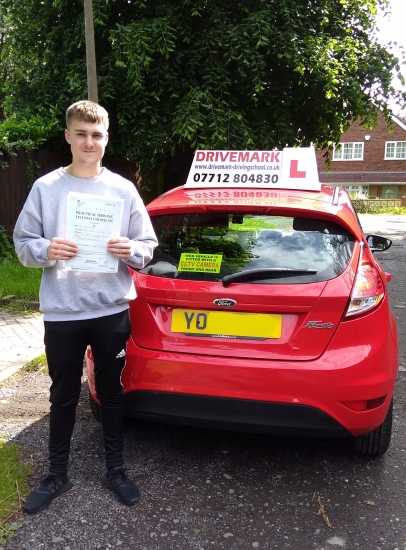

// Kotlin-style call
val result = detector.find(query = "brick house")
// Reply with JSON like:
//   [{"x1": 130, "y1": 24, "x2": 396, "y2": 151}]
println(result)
[{"x1": 316, "y1": 111, "x2": 406, "y2": 199}]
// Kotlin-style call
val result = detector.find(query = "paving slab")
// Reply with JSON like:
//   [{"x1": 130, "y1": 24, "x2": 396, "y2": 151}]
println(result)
[{"x1": 0, "y1": 310, "x2": 45, "y2": 382}]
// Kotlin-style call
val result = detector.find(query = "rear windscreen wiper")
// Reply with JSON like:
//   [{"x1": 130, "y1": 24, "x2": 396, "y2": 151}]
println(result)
[{"x1": 222, "y1": 268, "x2": 318, "y2": 287}]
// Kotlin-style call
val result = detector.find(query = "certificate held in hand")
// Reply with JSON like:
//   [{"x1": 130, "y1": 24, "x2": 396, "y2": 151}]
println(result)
[{"x1": 64, "y1": 192, "x2": 124, "y2": 273}]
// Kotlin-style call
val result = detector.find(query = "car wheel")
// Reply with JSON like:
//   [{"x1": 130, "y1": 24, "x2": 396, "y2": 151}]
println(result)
[
  {"x1": 352, "y1": 398, "x2": 393, "y2": 456},
  {"x1": 89, "y1": 390, "x2": 101, "y2": 423}
]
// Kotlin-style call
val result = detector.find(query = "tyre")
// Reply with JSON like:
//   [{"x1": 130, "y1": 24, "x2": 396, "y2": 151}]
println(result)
[
  {"x1": 352, "y1": 398, "x2": 393, "y2": 456},
  {"x1": 89, "y1": 390, "x2": 101, "y2": 422}
]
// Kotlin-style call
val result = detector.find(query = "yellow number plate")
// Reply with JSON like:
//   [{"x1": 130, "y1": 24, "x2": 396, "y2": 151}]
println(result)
[{"x1": 171, "y1": 309, "x2": 282, "y2": 339}]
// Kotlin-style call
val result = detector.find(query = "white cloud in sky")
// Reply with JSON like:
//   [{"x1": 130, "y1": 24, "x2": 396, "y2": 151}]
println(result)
[{"x1": 375, "y1": 0, "x2": 406, "y2": 112}]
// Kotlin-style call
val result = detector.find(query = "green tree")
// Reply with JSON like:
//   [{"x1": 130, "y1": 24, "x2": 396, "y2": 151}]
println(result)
[{"x1": 0, "y1": 0, "x2": 404, "y2": 180}]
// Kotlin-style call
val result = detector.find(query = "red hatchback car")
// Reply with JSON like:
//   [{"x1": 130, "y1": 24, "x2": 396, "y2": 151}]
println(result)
[{"x1": 87, "y1": 148, "x2": 398, "y2": 455}]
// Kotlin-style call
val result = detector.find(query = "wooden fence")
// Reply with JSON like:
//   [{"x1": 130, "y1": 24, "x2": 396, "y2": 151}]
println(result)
[{"x1": 0, "y1": 147, "x2": 152, "y2": 234}]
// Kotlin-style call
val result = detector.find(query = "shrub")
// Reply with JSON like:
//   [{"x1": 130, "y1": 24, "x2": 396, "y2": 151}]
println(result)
[{"x1": 0, "y1": 227, "x2": 15, "y2": 260}]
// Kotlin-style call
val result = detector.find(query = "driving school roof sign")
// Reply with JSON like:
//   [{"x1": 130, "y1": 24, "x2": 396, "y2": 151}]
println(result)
[{"x1": 185, "y1": 147, "x2": 321, "y2": 191}]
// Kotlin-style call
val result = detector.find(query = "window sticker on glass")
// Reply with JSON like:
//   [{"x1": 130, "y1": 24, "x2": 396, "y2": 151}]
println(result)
[{"x1": 178, "y1": 253, "x2": 223, "y2": 273}]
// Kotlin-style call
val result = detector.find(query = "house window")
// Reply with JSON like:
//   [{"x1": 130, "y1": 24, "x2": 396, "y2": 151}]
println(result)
[
  {"x1": 333, "y1": 142, "x2": 364, "y2": 161},
  {"x1": 341, "y1": 185, "x2": 369, "y2": 198},
  {"x1": 385, "y1": 141, "x2": 406, "y2": 159}
]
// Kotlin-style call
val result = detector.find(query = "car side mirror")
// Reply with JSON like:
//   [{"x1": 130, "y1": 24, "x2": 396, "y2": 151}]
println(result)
[{"x1": 366, "y1": 235, "x2": 392, "y2": 253}]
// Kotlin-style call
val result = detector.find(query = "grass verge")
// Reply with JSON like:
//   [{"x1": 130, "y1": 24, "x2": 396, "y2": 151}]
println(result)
[
  {"x1": 0, "y1": 259, "x2": 41, "y2": 314},
  {"x1": 22, "y1": 354, "x2": 48, "y2": 374},
  {"x1": 0, "y1": 442, "x2": 33, "y2": 544},
  {"x1": 0, "y1": 355, "x2": 47, "y2": 544}
]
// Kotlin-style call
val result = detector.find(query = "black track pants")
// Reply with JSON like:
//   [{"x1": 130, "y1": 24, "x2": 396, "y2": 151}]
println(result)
[{"x1": 44, "y1": 310, "x2": 131, "y2": 476}]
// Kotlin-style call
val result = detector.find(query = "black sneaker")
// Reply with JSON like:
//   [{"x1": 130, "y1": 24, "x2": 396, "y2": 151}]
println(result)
[
  {"x1": 23, "y1": 473, "x2": 73, "y2": 514},
  {"x1": 103, "y1": 467, "x2": 140, "y2": 506}
]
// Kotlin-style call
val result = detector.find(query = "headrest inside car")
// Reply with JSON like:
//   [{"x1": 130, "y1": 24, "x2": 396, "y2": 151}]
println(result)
[{"x1": 292, "y1": 218, "x2": 326, "y2": 232}]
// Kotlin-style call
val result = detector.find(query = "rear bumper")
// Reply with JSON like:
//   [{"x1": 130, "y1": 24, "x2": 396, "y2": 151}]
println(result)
[
  {"x1": 86, "y1": 313, "x2": 398, "y2": 438},
  {"x1": 123, "y1": 391, "x2": 352, "y2": 438}
]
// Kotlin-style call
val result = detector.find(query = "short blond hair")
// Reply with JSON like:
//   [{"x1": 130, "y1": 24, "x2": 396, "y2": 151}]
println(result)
[{"x1": 66, "y1": 100, "x2": 109, "y2": 130}]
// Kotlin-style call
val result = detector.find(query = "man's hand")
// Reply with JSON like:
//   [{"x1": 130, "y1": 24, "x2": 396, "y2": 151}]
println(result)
[
  {"x1": 47, "y1": 238, "x2": 78, "y2": 261},
  {"x1": 108, "y1": 237, "x2": 132, "y2": 259}
]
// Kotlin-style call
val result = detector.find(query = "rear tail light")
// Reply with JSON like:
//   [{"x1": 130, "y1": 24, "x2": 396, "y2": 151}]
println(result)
[{"x1": 345, "y1": 242, "x2": 385, "y2": 317}]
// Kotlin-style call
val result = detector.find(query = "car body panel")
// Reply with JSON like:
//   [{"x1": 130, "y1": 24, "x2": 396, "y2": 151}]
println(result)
[
  {"x1": 86, "y1": 182, "x2": 398, "y2": 445},
  {"x1": 131, "y1": 259, "x2": 358, "y2": 361},
  {"x1": 87, "y1": 299, "x2": 397, "y2": 437}
]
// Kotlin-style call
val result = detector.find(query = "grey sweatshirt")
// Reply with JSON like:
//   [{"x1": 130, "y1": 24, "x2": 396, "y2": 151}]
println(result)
[{"x1": 13, "y1": 167, "x2": 158, "y2": 321}]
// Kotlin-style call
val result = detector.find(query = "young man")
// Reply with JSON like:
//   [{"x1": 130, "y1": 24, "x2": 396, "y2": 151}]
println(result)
[{"x1": 13, "y1": 100, "x2": 158, "y2": 513}]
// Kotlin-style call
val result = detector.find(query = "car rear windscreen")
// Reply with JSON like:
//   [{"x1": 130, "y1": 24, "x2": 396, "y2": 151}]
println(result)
[{"x1": 140, "y1": 213, "x2": 356, "y2": 284}]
